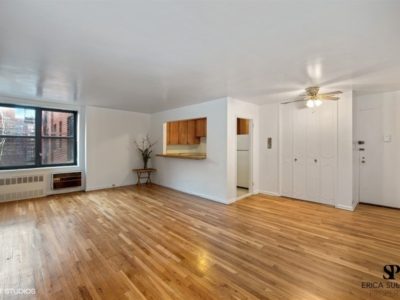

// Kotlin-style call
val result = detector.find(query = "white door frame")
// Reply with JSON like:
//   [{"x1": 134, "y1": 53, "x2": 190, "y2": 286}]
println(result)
[
  {"x1": 235, "y1": 116, "x2": 254, "y2": 200},
  {"x1": 278, "y1": 103, "x2": 288, "y2": 197}
]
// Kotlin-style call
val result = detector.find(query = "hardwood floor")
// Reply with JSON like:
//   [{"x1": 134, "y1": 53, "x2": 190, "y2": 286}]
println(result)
[{"x1": 1, "y1": 185, "x2": 399, "y2": 299}]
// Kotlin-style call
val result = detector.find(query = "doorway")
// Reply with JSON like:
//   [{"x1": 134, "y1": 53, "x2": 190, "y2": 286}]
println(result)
[
  {"x1": 357, "y1": 105, "x2": 383, "y2": 205},
  {"x1": 236, "y1": 118, "x2": 252, "y2": 199},
  {"x1": 356, "y1": 97, "x2": 400, "y2": 209}
]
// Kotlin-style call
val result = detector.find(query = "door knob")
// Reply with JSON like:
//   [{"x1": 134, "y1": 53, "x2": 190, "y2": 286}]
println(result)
[
  {"x1": 294, "y1": 158, "x2": 298, "y2": 162},
  {"x1": 314, "y1": 159, "x2": 318, "y2": 163}
]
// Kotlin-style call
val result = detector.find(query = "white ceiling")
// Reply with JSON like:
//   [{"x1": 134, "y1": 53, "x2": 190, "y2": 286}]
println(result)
[{"x1": 0, "y1": 0, "x2": 399, "y2": 113}]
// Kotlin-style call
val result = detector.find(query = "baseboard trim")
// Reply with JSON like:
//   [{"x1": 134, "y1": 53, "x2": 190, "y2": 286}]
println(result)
[
  {"x1": 48, "y1": 187, "x2": 84, "y2": 195},
  {"x1": 86, "y1": 185, "x2": 111, "y2": 192},
  {"x1": 258, "y1": 190, "x2": 281, "y2": 197},
  {"x1": 335, "y1": 203, "x2": 358, "y2": 211},
  {"x1": 230, "y1": 193, "x2": 252, "y2": 203},
  {"x1": 226, "y1": 197, "x2": 239, "y2": 204},
  {"x1": 85, "y1": 183, "x2": 133, "y2": 192},
  {"x1": 359, "y1": 202, "x2": 400, "y2": 209},
  {"x1": 155, "y1": 183, "x2": 229, "y2": 204}
]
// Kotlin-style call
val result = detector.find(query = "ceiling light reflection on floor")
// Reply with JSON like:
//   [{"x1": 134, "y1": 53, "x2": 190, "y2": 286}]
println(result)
[{"x1": 197, "y1": 249, "x2": 212, "y2": 273}]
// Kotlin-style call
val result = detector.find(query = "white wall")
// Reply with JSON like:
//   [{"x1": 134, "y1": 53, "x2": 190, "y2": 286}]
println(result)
[
  {"x1": 259, "y1": 103, "x2": 280, "y2": 195},
  {"x1": 85, "y1": 106, "x2": 151, "y2": 191},
  {"x1": 150, "y1": 98, "x2": 229, "y2": 203},
  {"x1": 355, "y1": 91, "x2": 400, "y2": 208},
  {"x1": 335, "y1": 90, "x2": 355, "y2": 210},
  {"x1": 226, "y1": 98, "x2": 260, "y2": 201},
  {"x1": 0, "y1": 96, "x2": 86, "y2": 197}
]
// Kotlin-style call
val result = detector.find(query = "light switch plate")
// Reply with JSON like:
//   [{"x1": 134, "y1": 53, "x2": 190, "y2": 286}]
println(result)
[{"x1": 384, "y1": 135, "x2": 392, "y2": 143}]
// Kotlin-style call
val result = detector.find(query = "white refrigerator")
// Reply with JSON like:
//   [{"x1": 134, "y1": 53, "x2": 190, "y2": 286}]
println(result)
[{"x1": 237, "y1": 135, "x2": 250, "y2": 188}]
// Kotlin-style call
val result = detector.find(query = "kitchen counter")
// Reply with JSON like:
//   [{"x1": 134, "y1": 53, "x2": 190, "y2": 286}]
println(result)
[{"x1": 156, "y1": 153, "x2": 206, "y2": 160}]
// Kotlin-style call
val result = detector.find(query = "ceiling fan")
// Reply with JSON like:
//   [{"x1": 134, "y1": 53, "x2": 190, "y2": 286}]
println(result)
[{"x1": 282, "y1": 86, "x2": 343, "y2": 108}]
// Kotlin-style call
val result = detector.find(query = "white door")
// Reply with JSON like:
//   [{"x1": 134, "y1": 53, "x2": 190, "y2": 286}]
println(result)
[
  {"x1": 358, "y1": 108, "x2": 383, "y2": 204},
  {"x1": 305, "y1": 108, "x2": 320, "y2": 202},
  {"x1": 292, "y1": 106, "x2": 307, "y2": 200},
  {"x1": 318, "y1": 101, "x2": 337, "y2": 205}
]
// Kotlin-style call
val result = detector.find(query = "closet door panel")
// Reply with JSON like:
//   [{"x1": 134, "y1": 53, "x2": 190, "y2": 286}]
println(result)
[
  {"x1": 319, "y1": 101, "x2": 337, "y2": 205},
  {"x1": 306, "y1": 109, "x2": 320, "y2": 202},
  {"x1": 320, "y1": 163, "x2": 335, "y2": 205},
  {"x1": 292, "y1": 106, "x2": 307, "y2": 200},
  {"x1": 320, "y1": 102, "x2": 337, "y2": 159},
  {"x1": 280, "y1": 104, "x2": 293, "y2": 197}
]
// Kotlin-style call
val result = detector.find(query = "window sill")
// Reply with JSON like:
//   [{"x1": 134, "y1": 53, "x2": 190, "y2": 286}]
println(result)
[{"x1": 0, "y1": 165, "x2": 81, "y2": 174}]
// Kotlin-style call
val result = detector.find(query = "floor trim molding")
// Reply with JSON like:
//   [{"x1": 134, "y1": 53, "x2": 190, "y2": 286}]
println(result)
[
  {"x1": 86, "y1": 183, "x2": 133, "y2": 192},
  {"x1": 335, "y1": 202, "x2": 358, "y2": 211},
  {"x1": 258, "y1": 190, "x2": 281, "y2": 197},
  {"x1": 155, "y1": 183, "x2": 229, "y2": 204}
]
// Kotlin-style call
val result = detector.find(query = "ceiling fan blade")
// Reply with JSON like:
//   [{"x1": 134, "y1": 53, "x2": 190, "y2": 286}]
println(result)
[
  {"x1": 281, "y1": 99, "x2": 306, "y2": 104},
  {"x1": 319, "y1": 91, "x2": 343, "y2": 96},
  {"x1": 319, "y1": 95, "x2": 340, "y2": 100}
]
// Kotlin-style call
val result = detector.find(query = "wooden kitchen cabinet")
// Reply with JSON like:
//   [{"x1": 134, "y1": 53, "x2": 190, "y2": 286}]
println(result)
[
  {"x1": 195, "y1": 118, "x2": 207, "y2": 137},
  {"x1": 178, "y1": 121, "x2": 188, "y2": 144},
  {"x1": 167, "y1": 117, "x2": 206, "y2": 145},
  {"x1": 237, "y1": 118, "x2": 249, "y2": 135},
  {"x1": 167, "y1": 121, "x2": 179, "y2": 145},
  {"x1": 187, "y1": 119, "x2": 200, "y2": 144}
]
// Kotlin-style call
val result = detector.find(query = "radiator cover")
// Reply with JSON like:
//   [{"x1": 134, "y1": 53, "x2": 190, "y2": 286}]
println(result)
[{"x1": 0, "y1": 174, "x2": 45, "y2": 202}]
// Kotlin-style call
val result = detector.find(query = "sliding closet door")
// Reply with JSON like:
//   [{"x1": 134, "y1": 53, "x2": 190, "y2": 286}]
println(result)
[
  {"x1": 280, "y1": 104, "x2": 293, "y2": 197},
  {"x1": 306, "y1": 109, "x2": 321, "y2": 202},
  {"x1": 319, "y1": 101, "x2": 337, "y2": 205},
  {"x1": 292, "y1": 106, "x2": 307, "y2": 200}
]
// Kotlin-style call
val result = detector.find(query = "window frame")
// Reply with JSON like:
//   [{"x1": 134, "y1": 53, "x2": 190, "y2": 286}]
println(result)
[{"x1": 0, "y1": 103, "x2": 78, "y2": 170}]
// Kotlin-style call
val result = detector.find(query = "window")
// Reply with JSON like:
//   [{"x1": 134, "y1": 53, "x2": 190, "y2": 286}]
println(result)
[{"x1": 0, "y1": 104, "x2": 77, "y2": 169}]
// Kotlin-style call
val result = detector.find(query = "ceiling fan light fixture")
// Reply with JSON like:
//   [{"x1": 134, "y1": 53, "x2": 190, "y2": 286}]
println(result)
[
  {"x1": 306, "y1": 99, "x2": 323, "y2": 108},
  {"x1": 314, "y1": 99, "x2": 322, "y2": 107},
  {"x1": 306, "y1": 99, "x2": 315, "y2": 108}
]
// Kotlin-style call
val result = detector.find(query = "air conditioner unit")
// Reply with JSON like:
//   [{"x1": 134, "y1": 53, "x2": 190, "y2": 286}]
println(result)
[{"x1": 52, "y1": 172, "x2": 82, "y2": 190}]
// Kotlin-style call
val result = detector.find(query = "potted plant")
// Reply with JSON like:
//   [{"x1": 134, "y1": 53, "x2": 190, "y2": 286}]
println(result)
[{"x1": 135, "y1": 135, "x2": 156, "y2": 169}]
